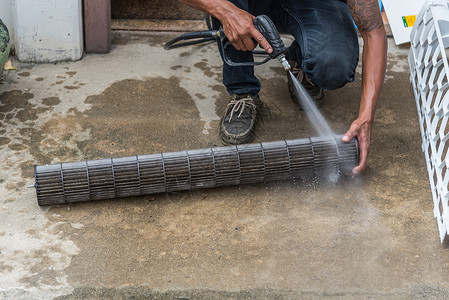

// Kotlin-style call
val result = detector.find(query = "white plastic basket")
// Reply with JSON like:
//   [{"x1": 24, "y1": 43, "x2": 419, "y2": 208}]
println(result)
[{"x1": 409, "y1": 0, "x2": 449, "y2": 242}]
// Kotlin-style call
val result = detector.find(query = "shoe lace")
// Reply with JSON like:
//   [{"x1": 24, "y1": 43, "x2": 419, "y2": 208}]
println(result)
[
  {"x1": 290, "y1": 62, "x2": 316, "y2": 87},
  {"x1": 227, "y1": 96, "x2": 257, "y2": 122}
]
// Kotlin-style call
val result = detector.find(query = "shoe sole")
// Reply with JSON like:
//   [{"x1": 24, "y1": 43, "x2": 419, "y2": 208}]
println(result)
[{"x1": 219, "y1": 121, "x2": 256, "y2": 145}]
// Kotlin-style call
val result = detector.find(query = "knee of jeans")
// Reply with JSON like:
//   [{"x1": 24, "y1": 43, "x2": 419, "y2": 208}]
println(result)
[{"x1": 305, "y1": 53, "x2": 357, "y2": 90}]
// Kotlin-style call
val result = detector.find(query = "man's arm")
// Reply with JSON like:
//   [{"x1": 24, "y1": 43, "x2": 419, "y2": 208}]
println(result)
[
  {"x1": 342, "y1": 0, "x2": 387, "y2": 175},
  {"x1": 179, "y1": 0, "x2": 272, "y2": 53}
]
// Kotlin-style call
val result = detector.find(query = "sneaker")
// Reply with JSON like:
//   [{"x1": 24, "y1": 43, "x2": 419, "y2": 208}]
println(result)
[
  {"x1": 288, "y1": 61, "x2": 324, "y2": 108},
  {"x1": 219, "y1": 94, "x2": 263, "y2": 145}
]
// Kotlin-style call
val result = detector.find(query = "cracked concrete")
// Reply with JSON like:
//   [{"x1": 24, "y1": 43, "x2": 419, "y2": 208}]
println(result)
[{"x1": 0, "y1": 31, "x2": 449, "y2": 299}]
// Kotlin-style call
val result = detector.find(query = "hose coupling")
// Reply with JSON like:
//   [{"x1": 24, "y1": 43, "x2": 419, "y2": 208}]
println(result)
[{"x1": 278, "y1": 54, "x2": 291, "y2": 71}]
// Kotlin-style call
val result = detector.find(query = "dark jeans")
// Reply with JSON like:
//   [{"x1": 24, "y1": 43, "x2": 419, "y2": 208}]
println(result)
[{"x1": 213, "y1": 0, "x2": 359, "y2": 96}]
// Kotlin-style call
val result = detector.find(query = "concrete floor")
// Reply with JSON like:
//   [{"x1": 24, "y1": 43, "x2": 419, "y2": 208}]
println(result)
[{"x1": 1, "y1": 31, "x2": 449, "y2": 299}]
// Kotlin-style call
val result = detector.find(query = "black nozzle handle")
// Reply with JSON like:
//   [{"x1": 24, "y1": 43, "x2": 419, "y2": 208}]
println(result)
[{"x1": 253, "y1": 15, "x2": 287, "y2": 59}]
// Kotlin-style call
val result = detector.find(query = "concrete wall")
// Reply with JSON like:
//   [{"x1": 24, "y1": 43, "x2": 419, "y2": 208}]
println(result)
[
  {"x1": 0, "y1": 0, "x2": 15, "y2": 49},
  {"x1": 111, "y1": 0, "x2": 203, "y2": 20},
  {"x1": 13, "y1": 0, "x2": 83, "y2": 62}
]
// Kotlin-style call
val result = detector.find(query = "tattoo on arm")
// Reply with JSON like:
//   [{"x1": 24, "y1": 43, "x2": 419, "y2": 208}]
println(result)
[{"x1": 347, "y1": 0, "x2": 383, "y2": 32}]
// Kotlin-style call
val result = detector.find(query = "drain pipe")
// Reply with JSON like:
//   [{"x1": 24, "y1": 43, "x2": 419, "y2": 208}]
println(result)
[{"x1": 32, "y1": 135, "x2": 359, "y2": 206}]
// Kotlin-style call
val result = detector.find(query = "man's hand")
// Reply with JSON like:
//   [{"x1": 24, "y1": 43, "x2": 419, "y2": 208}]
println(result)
[
  {"x1": 220, "y1": 8, "x2": 272, "y2": 54},
  {"x1": 179, "y1": 0, "x2": 272, "y2": 54},
  {"x1": 342, "y1": 118, "x2": 373, "y2": 175}
]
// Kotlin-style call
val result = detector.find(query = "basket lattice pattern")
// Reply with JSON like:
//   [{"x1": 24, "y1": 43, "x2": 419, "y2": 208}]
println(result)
[{"x1": 409, "y1": 0, "x2": 449, "y2": 242}]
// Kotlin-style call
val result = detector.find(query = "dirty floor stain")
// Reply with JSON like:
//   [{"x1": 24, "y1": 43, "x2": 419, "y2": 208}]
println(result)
[{"x1": 80, "y1": 77, "x2": 211, "y2": 157}]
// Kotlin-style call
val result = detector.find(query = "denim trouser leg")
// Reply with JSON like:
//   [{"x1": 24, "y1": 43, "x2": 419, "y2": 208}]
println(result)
[
  {"x1": 217, "y1": 0, "x2": 358, "y2": 94},
  {"x1": 212, "y1": 0, "x2": 261, "y2": 96},
  {"x1": 279, "y1": 0, "x2": 359, "y2": 90}
]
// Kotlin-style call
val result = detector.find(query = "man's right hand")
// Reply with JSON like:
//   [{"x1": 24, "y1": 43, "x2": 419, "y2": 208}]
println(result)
[
  {"x1": 219, "y1": 7, "x2": 273, "y2": 54},
  {"x1": 179, "y1": 0, "x2": 272, "y2": 54}
]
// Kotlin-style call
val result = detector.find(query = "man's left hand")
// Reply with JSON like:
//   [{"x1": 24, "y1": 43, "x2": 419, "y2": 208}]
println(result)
[{"x1": 342, "y1": 118, "x2": 373, "y2": 175}]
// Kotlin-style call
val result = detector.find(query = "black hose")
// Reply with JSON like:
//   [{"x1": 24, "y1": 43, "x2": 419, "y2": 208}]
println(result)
[
  {"x1": 164, "y1": 30, "x2": 269, "y2": 57},
  {"x1": 163, "y1": 14, "x2": 269, "y2": 56},
  {"x1": 164, "y1": 31, "x2": 218, "y2": 50},
  {"x1": 206, "y1": 14, "x2": 213, "y2": 31}
]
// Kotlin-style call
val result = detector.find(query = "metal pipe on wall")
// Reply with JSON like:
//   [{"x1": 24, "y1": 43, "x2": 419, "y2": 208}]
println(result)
[{"x1": 33, "y1": 135, "x2": 359, "y2": 206}]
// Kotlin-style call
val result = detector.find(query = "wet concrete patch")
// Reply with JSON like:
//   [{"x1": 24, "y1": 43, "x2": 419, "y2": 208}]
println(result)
[
  {"x1": 270, "y1": 66, "x2": 286, "y2": 76},
  {"x1": 194, "y1": 61, "x2": 221, "y2": 78},
  {"x1": 17, "y1": 115, "x2": 89, "y2": 173},
  {"x1": 0, "y1": 137, "x2": 10, "y2": 146},
  {"x1": 64, "y1": 86, "x2": 80, "y2": 90},
  {"x1": 42, "y1": 97, "x2": 61, "y2": 106},
  {"x1": 7, "y1": 76, "x2": 211, "y2": 187},
  {"x1": 195, "y1": 93, "x2": 206, "y2": 100},
  {"x1": 0, "y1": 89, "x2": 67, "y2": 181},
  {"x1": 18, "y1": 72, "x2": 30, "y2": 77},
  {"x1": 8, "y1": 143, "x2": 27, "y2": 151},
  {"x1": 79, "y1": 76, "x2": 208, "y2": 157},
  {"x1": 0, "y1": 90, "x2": 36, "y2": 123}
]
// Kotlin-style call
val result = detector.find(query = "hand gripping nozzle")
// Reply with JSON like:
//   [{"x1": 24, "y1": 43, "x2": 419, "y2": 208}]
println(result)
[{"x1": 217, "y1": 15, "x2": 291, "y2": 70}]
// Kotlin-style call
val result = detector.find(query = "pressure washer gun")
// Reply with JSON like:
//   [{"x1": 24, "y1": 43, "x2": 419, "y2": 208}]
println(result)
[
  {"x1": 164, "y1": 15, "x2": 291, "y2": 71},
  {"x1": 219, "y1": 15, "x2": 291, "y2": 71}
]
